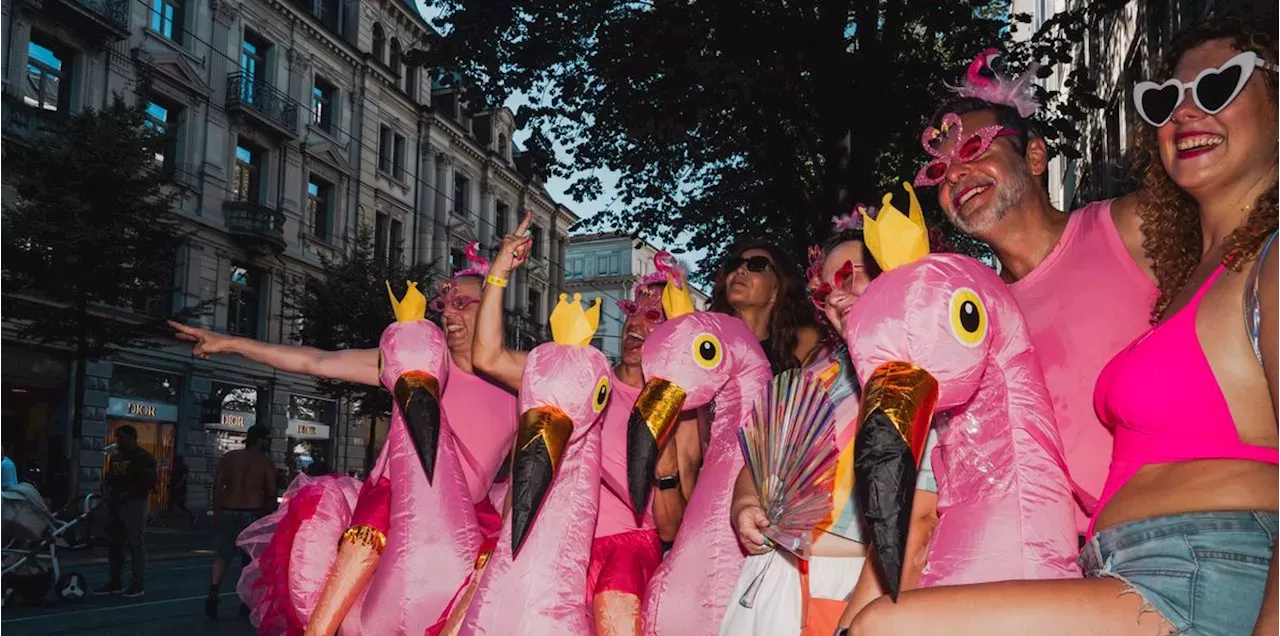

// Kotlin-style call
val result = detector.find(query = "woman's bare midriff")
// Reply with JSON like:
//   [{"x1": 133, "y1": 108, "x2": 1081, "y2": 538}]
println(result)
[
  {"x1": 811, "y1": 531, "x2": 869, "y2": 558},
  {"x1": 1093, "y1": 458, "x2": 1279, "y2": 533}
]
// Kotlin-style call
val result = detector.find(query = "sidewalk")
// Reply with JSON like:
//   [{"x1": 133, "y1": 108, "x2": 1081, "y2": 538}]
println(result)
[{"x1": 58, "y1": 520, "x2": 219, "y2": 568}]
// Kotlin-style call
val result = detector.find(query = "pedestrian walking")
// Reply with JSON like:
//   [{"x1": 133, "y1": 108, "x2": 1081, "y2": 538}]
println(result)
[
  {"x1": 93, "y1": 425, "x2": 157, "y2": 598},
  {"x1": 167, "y1": 454, "x2": 196, "y2": 525},
  {"x1": 206, "y1": 424, "x2": 276, "y2": 619}
]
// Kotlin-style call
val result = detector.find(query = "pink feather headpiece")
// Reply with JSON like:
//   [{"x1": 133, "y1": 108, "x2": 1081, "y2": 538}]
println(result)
[
  {"x1": 947, "y1": 48, "x2": 1041, "y2": 118},
  {"x1": 453, "y1": 242, "x2": 491, "y2": 278},
  {"x1": 618, "y1": 250, "x2": 680, "y2": 317},
  {"x1": 831, "y1": 203, "x2": 873, "y2": 234}
]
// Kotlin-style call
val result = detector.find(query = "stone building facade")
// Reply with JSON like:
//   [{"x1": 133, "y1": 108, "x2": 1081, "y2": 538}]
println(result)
[{"x1": 0, "y1": 0, "x2": 575, "y2": 511}]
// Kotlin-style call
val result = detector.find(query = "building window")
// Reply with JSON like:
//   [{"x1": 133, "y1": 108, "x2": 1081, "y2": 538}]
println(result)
[
  {"x1": 227, "y1": 264, "x2": 261, "y2": 338},
  {"x1": 404, "y1": 66, "x2": 417, "y2": 100},
  {"x1": 144, "y1": 98, "x2": 179, "y2": 169},
  {"x1": 317, "y1": 0, "x2": 340, "y2": 33},
  {"x1": 240, "y1": 32, "x2": 269, "y2": 104},
  {"x1": 25, "y1": 36, "x2": 68, "y2": 113},
  {"x1": 371, "y1": 23, "x2": 385, "y2": 63},
  {"x1": 378, "y1": 125, "x2": 392, "y2": 173},
  {"x1": 312, "y1": 76, "x2": 335, "y2": 132},
  {"x1": 497, "y1": 133, "x2": 507, "y2": 158},
  {"x1": 287, "y1": 395, "x2": 335, "y2": 479},
  {"x1": 567, "y1": 257, "x2": 584, "y2": 279},
  {"x1": 389, "y1": 218, "x2": 404, "y2": 265},
  {"x1": 233, "y1": 139, "x2": 265, "y2": 203},
  {"x1": 393, "y1": 134, "x2": 406, "y2": 180},
  {"x1": 389, "y1": 39, "x2": 402, "y2": 78},
  {"x1": 150, "y1": 0, "x2": 184, "y2": 44},
  {"x1": 610, "y1": 254, "x2": 620, "y2": 275},
  {"x1": 496, "y1": 202, "x2": 509, "y2": 237},
  {"x1": 450, "y1": 249, "x2": 466, "y2": 274},
  {"x1": 307, "y1": 175, "x2": 333, "y2": 242},
  {"x1": 530, "y1": 225, "x2": 543, "y2": 259},
  {"x1": 374, "y1": 211, "x2": 389, "y2": 262},
  {"x1": 453, "y1": 175, "x2": 470, "y2": 217},
  {"x1": 528, "y1": 290, "x2": 542, "y2": 320}
]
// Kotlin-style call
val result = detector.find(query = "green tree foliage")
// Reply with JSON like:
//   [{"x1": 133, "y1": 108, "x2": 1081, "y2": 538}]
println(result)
[
  {"x1": 284, "y1": 225, "x2": 440, "y2": 417},
  {"x1": 430, "y1": 0, "x2": 1125, "y2": 272},
  {"x1": 2, "y1": 95, "x2": 210, "y2": 490}
]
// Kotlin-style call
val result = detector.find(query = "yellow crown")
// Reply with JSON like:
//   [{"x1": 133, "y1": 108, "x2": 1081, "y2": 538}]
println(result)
[
  {"x1": 386, "y1": 280, "x2": 427, "y2": 322},
  {"x1": 661, "y1": 273, "x2": 695, "y2": 319},
  {"x1": 863, "y1": 182, "x2": 930, "y2": 272},
  {"x1": 550, "y1": 293, "x2": 602, "y2": 347}
]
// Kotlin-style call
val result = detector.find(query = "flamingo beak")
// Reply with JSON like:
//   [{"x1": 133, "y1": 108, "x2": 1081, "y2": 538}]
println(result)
[
  {"x1": 510, "y1": 405, "x2": 574, "y2": 556},
  {"x1": 626, "y1": 378, "x2": 687, "y2": 516},
  {"x1": 853, "y1": 361, "x2": 938, "y2": 602},
  {"x1": 394, "y1": 371, "x2": 442, "y2": 483}
]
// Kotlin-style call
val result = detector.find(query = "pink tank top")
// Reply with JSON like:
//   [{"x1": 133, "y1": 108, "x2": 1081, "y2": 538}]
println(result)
[
  {"x1": 594, "y1": 376, "x2": 656, "y2": 538},
  {"x1": 1092, "y1": 265, "x2": 1279, "y2": 536},
  {"x1": 441, "y1": 361, "x2": 519, "y2": 504},
  {"x1": 1009, "y1": 199, "x2": 1157, "y2": 533}
]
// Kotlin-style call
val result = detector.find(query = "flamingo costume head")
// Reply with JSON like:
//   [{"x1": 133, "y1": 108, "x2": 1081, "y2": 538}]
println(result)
[
  {"x1": 625, "y1": 273, "x2": 767, "y2": 515},
  {"x1": 509, "y1": 293, "x2": 613, "y2": 555},
  {"x1": 839, "y1": 182, "x2": 1074, "y2": 598},
  {"x1": 383, "y1": 281, "x2": 452, "y2": 481}
]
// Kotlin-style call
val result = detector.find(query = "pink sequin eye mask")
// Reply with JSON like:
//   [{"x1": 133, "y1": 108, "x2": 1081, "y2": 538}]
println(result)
[{"x1": 914, "y1": 113, "x2": 1017, "y2": 187}]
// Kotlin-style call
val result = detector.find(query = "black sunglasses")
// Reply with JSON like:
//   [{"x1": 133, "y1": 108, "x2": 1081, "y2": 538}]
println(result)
[{"x1": 723, "y1": 255, "x2": 774, "y2": 274}]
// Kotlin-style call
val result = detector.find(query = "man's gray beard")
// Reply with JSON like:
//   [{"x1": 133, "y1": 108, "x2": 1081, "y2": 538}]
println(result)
[{"x1": 948, "y1": 167, "x2": 1033, "y2": 237}]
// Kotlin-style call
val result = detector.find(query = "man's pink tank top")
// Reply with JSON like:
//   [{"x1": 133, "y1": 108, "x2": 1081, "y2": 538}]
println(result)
[
  {"x1": 595, "y1": 376, "x2": 656, "y2": 538},
  {"x1": 1009, "y1": 200, "x2": 1157, "y2": 534},
  {"x1": 441, "y1": 360, "x2": 519, "y2": 504}
]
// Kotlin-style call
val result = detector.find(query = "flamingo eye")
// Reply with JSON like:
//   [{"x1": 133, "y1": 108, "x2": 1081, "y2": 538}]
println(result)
[
  {"x1": 691, "y1": 333, "x2": 723, "y2": 370},
  {"x1": 591, "y1": 376, "x2": 610, "y2": 413},
  {"x1": 948, "y1": 287, "x2": 988, "y2": 348}
]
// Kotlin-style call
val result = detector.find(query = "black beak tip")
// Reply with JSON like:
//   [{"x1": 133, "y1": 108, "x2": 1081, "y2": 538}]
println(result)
[
  {"x1": 509, "y1": 440, "x2": 556, "y2": 558},
  {"x1": 396, "y1": 378, "x2": 442, "y2": 485},
  {"x1": 853, "y1": 408, "x2": 918, "y2": 607},
  {"x1": 626, "y1": 415, "x2": 659, "y2": 517}
]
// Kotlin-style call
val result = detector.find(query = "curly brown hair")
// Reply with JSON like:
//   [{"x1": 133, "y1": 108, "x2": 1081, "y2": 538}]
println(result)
[
  {"x1": 1131, "y1": 16, "x2": 1279, "y2": 322},
  {"x1": 709, "y1": 239, "x2": 816, "y2": 373}
]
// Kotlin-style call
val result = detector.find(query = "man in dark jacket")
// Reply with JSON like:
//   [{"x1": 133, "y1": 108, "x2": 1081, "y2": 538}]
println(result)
[{"x1": 93, "y1": 425, "x2": 157, "y2": 598}]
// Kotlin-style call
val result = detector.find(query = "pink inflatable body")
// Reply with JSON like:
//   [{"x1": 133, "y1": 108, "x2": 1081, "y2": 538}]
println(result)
[
  {"x1": 459, "y1": 341, "x2": 613, "y2": 635},
  {"x1": 637, "y1": 312, "x2": 772, "y2": 635},
  {"x1": 843, "y1": 252, "x2": 1081, "y2": 585}
]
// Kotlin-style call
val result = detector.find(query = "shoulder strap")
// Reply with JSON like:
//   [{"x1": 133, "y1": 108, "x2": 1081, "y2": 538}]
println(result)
[{"x1": 1246, "y1": 230, "x2": 1279, "y2": 365}]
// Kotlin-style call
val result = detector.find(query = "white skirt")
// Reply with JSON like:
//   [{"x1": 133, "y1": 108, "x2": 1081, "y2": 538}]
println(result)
[{"x1": 717, "y1": 552, "x2": 865, "y2": 636}]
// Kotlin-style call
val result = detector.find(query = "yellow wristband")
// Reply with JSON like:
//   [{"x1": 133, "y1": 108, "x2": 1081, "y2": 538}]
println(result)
[{"x1": 486, "y1": 274, "x2": 508, "y2": 288}]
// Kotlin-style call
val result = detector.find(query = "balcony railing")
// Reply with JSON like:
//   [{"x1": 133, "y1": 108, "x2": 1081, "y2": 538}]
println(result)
[
  {"x1": 224, "y1": 200, "x2": 287, "y2": 254},
  {"x1": 2, "y1": 95, "x2": 62, "y2": 143},
  {"x1": 50, "y1": 0, "x2": 129, "y2": 40},
  {"x1": 226, "y1": 73, "x2": 299, "y2": 138}
]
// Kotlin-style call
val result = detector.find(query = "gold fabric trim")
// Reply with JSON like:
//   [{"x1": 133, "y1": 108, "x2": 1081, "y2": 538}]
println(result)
[
  {"x1": 634, "y1": 379, "x2": 687, "y2": 448},
  {"x1": 340, "y1": 525, "x2": 388, "y2": 556},
  {"x1": 859, "y1": 361, "x2": 939, "y2": 464},
  {"x1": 516, "y1": 406, "x2": 575, "y2": 472},
  {"x1": 395, "y1": 370, "x2": 440, "y2": 405}
]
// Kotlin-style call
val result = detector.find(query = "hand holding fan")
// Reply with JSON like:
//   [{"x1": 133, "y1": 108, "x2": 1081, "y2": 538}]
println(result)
[{"x1": 735, "y1": 369, "x2": 839, "y2": 608}]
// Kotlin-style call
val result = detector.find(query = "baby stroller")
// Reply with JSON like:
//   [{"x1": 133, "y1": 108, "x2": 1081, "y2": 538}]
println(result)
[{"x1": 2, "y1": 483, "x2": 101, "y2": 606}]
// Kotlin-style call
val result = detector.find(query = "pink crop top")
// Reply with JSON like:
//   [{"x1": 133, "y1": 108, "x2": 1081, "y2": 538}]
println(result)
[{"x1": 1091, "y1": 264, "x2": 1279, "y2": 536}]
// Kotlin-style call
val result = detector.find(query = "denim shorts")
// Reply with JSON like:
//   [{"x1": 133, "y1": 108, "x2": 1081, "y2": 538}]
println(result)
[{"x1": 1080, "y1": 511, "x2": 1278, "y2": 636}]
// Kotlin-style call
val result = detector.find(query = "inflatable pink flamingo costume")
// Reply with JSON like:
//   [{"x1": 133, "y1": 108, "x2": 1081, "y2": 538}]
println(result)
[
  {"x1": 304, "y1": 281, "x2": 483, "y2": 635},
  {"x1": 625, "y1": 276, "x2": 772, "y2": 635},
  {"x1": 451, "y1": 293, "x2": 613, "y2": 635},
  {"x1": 842, "y1": 183, "x2": 1085, "y2": 598}
]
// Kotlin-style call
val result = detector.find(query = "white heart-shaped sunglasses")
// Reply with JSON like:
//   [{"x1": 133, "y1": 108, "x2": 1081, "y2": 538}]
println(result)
[{"x1": 1133, "y1": 51, "x2": 1278, "y2": 127}]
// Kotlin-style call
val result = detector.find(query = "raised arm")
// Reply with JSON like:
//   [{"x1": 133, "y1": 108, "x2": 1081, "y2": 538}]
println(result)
[
  {"x1": 471, "y1": 212, "x2": 534, "y2": 391},
  {"x1": 168, "y1": 321, "x2": 379, "y2": 387}
]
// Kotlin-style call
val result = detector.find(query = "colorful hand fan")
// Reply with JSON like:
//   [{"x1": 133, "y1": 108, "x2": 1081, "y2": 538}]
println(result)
[{"x1": 737, "y1": 368, "x2": 839, "y2": 560}]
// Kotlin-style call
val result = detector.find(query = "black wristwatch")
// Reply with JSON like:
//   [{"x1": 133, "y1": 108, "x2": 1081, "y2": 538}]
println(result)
[{"x1": 655, "y1": 474, "x2": 680, "y2": 491}]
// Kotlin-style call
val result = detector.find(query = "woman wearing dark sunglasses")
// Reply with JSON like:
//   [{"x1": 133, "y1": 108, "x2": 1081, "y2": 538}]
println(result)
[
  {"x1": 709, "y1": 240, "x2": 823, "y2": 374},
  {"x1": 841, "y1": 17, "x2": 1278, "y2": 636}
]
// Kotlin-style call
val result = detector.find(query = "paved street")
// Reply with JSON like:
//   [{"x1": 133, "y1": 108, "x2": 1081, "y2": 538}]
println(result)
[{"x1": 2, "y1": 525, "x2": 259, "y2": 636}]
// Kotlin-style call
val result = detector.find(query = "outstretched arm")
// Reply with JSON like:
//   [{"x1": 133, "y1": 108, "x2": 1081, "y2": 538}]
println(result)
[
  {"x1": 168, "y1": 321, "x2": 379, "y2": 386},
  {"x1": 472, "y1": 212, "x2": 533, "y2": 391}
]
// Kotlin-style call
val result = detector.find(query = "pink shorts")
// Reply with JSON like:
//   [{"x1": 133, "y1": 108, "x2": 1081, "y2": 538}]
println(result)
[{"x1": 586, "y1": 528, "x2": 663, "y2": 598}]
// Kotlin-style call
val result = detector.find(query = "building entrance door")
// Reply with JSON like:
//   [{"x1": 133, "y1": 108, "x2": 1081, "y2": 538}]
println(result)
[{"x1": 103, "y1": 420, "x2": 176, "y2": 512}]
